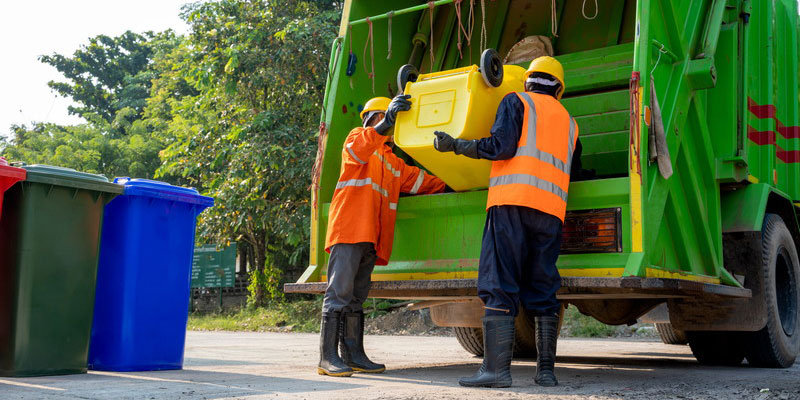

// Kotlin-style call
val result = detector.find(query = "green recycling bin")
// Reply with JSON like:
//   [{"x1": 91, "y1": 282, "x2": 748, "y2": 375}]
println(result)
[{"x1": 0, "y1": 165, "x2": 122, "y2": 377}]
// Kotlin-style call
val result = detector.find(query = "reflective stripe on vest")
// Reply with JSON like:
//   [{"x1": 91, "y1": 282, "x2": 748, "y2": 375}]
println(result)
[
  {"x1": 514, "y1": 92, "x2": 577, "y2": 176},
  {"x1": 409, "y1": 170, "x2": 425, "y2": 194},
  {"x1": 489, "y1": 174, "x2": 568, "y2": 202},
  {"x1": 346, "y1": 143, "x2": 367, "y2": 165},
  {"x1": 374, "y1": 151, "x2": 402, "y2": 177},
  {"x1": 335, "y1": 177, "x2": 389, "y2": 197}
]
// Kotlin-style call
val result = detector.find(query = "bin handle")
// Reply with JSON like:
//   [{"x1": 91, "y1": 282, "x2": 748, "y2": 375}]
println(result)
[{"x1": 9, "y1": 161, "x2": 27, "y2": 167}]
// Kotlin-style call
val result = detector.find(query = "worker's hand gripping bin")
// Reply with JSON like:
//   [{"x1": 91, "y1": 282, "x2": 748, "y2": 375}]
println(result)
[{"x1": 394, "y1": 49, "x2": 525, "y2": 191}]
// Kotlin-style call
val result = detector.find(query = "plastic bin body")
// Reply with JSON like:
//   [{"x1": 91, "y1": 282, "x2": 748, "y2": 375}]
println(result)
[
  {"x1": 394, "y1": 64, "x2": 525, "y2": 191},
  {"x1": 0, "y1": 158, "x2": 26, "y2": 221},
  {"x1": 89, "y1": 179, "x2": 213, "y2": 371},
  {"x1": 0, "y1": 165, "x2": 121, "y2": 377}
]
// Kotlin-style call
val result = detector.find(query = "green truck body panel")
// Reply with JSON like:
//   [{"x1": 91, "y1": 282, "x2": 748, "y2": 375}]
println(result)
[{"x1": 301, "y1": 0, "x2": 800, "y2": 291}]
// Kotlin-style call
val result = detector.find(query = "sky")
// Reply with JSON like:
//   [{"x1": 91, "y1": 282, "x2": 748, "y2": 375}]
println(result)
[{"x1": 0, "y1": 0, "x2": 190, "y2": 137}]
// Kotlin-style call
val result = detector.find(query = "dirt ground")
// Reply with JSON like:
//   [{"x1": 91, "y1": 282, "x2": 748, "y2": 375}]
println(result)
[{"x1": 1, "y1": 331, "x2": 797, "y2": 400}]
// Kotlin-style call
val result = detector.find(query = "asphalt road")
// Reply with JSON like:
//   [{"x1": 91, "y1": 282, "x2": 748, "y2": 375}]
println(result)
[{"x1": 1, "y1": 331, "x2": 797, "y2": 399}]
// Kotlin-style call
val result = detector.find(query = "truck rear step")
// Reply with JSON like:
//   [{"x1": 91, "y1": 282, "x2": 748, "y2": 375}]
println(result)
[{"x1": 284, "y1": 277, "x2": 751, "y2": 300}]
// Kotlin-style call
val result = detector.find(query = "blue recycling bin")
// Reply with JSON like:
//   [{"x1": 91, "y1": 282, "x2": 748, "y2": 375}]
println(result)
[{"x1": 88, "y1": 178, "x2": 213, "y2": 371}]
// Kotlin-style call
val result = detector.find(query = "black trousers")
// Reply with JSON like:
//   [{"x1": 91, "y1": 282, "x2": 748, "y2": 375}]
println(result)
[
  {"x1": 478, "y1": 205, "x2": 563, "y2": 317},
  {"x1": 322, "y1": 243, "x2": 377, "y2": 313}
]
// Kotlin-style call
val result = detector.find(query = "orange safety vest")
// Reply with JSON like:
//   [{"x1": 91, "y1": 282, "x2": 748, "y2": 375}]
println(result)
[
  {"x1": 326, "y1": 126, "x2": 446, "y2": 265},
  {"x1": 486, "y1": 92, "x2": 579, "y2": 222}
]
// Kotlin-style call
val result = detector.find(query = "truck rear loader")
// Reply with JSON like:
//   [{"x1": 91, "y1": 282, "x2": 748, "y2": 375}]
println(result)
[{"x1": 285, "y1": 0, "x2": 800, "y2": 368}]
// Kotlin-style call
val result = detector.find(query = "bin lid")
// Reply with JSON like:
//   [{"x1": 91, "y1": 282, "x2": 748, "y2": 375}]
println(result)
[
  {"x1": 0, "y1": 158, "x2": 27, "y2": 181},
  {"x1": 114, "y1": 177, "x2": 215, "y2": 207},
  {"x1": 22, "y1": 165, "x2": 123, "y2": 194}
]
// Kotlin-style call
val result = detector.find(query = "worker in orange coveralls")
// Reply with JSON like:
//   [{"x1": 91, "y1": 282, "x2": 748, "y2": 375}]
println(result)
[{"x1": 318, "y1": 95, "x2": 446, "y2": 377}]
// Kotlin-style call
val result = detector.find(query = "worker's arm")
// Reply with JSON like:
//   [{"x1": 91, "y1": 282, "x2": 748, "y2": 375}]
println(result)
[
  {"x1": 474, "y1": 94, "x2": 524, "y2": 160},
  {"x1": 399, "y1": 162, "x2": 446, "y2": 195},
  {"x1": 342, "y1": 127, "x2": 387, "y2": 165},
  {"x1": 433, "y1": 94, "x2": 522, "y2": 160}
]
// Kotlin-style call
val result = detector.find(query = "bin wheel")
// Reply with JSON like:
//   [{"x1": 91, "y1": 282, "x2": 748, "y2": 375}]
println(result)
[
  {"x1": 397, "y1": 64, "x2": 419, "y2": 94},
  {"x1": 744, "y1": 214, "x2": 800, "y2": 368},
  {"x1": 480, "y1": 49, "x2": 503, "y2": 88}
]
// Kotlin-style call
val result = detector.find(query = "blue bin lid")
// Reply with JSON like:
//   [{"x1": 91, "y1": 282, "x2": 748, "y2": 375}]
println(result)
[{"x1": 114, "y1": 178, "x2": 215, "y2": 207}]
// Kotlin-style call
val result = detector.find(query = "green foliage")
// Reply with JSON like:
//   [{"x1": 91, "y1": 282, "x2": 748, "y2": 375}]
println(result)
[
  {"x1": 150, "y1": 0, "x2": 341, "y2": 305},
  {"x1": 39, "y1": 30, "x2": 170, "y2": 125},
  {"x1": 2, "y1": 122, "x2": 163, "y2": 178},
  {"x1": 2, "y1": 31, "x2": 184, "y2": 180},
  {"x1": 188, "y1": 299, "x2": 322, "y2": 333},
  {"x1": 1, "y1": 2, "x2": 342, "y2": 307},
  {"x1": 560, "y1": 306, "x2": 620, "y2": 337}
]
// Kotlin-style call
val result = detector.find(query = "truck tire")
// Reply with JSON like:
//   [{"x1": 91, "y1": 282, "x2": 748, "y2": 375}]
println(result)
[
  {"x1": 687, "y1": 331, "x2": 745, "y2": 366},
  {"x1": 454, "y1": 306, "x2": 564, "y2": 358},
  {"x1": 513, "y1": 310, "x2": 538, "y2": 357},
  {"x1": 454, "y1": 327, "x2": 484, "y2": 356},
  {"x1": 744, "y1": 213, "x2": 800, "y2": 368},
  {"x1": 655, "y1": 322, "x2": 688, "y2": 345}
]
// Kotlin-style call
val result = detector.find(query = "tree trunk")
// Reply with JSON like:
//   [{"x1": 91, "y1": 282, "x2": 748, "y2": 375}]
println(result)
[
  {"x1": 253, "y1": 241, "x2": 268, "y2": 306},
  {"x1": 238, "y1": 243, "x2": 248, "y2": 274}
]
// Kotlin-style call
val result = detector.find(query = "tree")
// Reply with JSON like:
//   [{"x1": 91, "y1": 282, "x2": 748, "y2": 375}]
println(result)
[
  {"x1": 40, "y1": 31, "x2": 157, "y2": 124},
  {"x1": 1, "y1": 31, "x2": 184, "y2": 180},
  {"x1": 2, "y1": 122, "x2": 162, "y2": 179},
  {"x1": 151, "y1": 0, "x2": 341, "y2": 305}
]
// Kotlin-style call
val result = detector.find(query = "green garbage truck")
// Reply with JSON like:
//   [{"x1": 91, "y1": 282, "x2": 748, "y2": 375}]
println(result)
[{"x1": 285, "y1": 0, "x2": 800, "y2": 368}]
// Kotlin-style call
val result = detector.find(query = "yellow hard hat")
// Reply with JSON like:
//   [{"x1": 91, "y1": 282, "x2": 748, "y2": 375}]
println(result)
[
  {"x1": 523, "y1": 56, "x2": 566, "y2": 99},
  {"x1": 360, "y1": 97, "x2": 391, "y2": 119}
]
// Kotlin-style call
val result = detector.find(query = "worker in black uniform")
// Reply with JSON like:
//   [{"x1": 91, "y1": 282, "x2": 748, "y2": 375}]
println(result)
[{"x1": 434, "y1": 56, "x2": 583, "y2": 388}]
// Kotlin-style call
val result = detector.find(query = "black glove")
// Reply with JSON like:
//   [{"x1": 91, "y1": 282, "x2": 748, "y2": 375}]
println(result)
[
  {"x1": 375, "y1": 94, "x2": 411, "y2": 135},
  {"x1": 434, "y1": 131, "x2": 480, "y2": 159},
  {"x1": 433, "y1": 131, "x2": 455, "y2": 152}
]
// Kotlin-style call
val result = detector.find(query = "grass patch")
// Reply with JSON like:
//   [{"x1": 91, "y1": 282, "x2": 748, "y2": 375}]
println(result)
[
  {"x1": 188, "y1": 299, "x2": 321, "y2": 333},
  {"x1": 560, "y1": 306, "x2": 621, "y2": 337}
]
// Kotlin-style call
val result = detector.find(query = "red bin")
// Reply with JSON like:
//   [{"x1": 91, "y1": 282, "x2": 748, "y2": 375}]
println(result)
[{"x1": 0, "y1": 157, "x2": 26, "y2": 219}]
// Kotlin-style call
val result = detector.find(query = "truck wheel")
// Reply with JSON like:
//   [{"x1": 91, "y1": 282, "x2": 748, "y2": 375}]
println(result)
[
  {"x1": 514, "y1": 305, "x2": 566, "y2": 357},
  {"x1": 454, "y1": 327, "x2": 483, "y2": 356},
  {"x1": 397, "y1": 64, "x2": 419, "y2": 94},
  {"x1": 745, "y1": 213, "x2": 800, "y2": 368},
  {"x1": 513, "y1": 310, "x2": 538, "y2": 357},
  {"x1": 687, "y1": 331, "x2": 745, "y2": 365},
  {"x1": 480, "y1": 48, "x2": 503, "y2": 87},
  {"x1": 655, "y1": 322, "x2": 688, "y2": 345},
  {"x1": 453, "y1": 307, "x2": 564, "y2": 358}
]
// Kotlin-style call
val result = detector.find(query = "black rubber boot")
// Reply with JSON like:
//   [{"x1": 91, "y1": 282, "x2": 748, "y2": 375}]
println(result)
[
  {"x1": 318, "y1": 311, "x2": 354, "y2": 377},
  {"x1": 535, "y1": 316, "x2": 559, "y2": 386},
  {"x1": 340, "y1": 311, "x2": 386, "y2": 373},
  {"x1": 458, "y1": 316, "x2": 515, "y2": 388}
]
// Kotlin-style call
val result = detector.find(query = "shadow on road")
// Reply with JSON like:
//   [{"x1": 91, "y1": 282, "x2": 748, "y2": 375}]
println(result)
[{"x1": 1, "y1": 369, "x2": 370, "y2": 400}]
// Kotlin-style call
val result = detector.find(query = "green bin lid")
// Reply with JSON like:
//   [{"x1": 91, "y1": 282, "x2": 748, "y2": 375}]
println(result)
[{"x1": 22, "y1": 165, "x2": 123, "y2": 194}]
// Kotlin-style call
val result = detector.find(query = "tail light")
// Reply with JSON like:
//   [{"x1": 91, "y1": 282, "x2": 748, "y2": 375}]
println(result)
[{"x1": 561, "y1": 208, "x2": 622, "y2": 253}]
